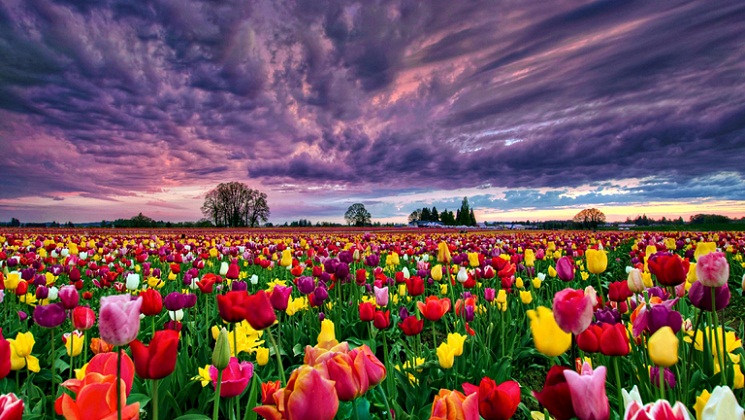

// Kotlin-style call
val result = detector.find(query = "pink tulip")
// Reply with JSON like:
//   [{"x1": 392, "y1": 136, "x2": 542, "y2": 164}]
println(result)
[
  {"x1": 564, "y1": 362, "x2": 609, "y2": 420},
  {"x1": 209, "y1": 357, "x2": 253, "y2": 397},
  {"x1": 374, "y1": 286, "x2": 389, "y2": 306},
  {"x1": 623, "y1": 400, "x2": 691, "y2": 420},
  {"x1": 349, "y1": 345, "x2": 386, "y2": 387},
  {"x1": 695, "y1": 252, "x2": 729, "y2": 287},
  {"x1": 98, "y1": 295, "x2": 142, "y2": 346},
  {"x1": 553, "y1": 288, "x2": 593, "y2": 335}
]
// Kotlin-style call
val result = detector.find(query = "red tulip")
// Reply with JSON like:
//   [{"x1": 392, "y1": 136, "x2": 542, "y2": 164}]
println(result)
[
  {"x1": 216, "y1": 291, "x2": 249, "y2": 323},
  {"x1": 373, "y1": 310, "x2": 390, "y2": 330},
  {"x1": 196, "y1": 276, "x2": 216, "y2": 294},
  {"x1": 359, "y1": 302, "x2": 375, "y2": 322},
  {"x1": 477, "y1": 378, "x2": 521, "y2": 420},
  {"x1": 599, "y1": 323, "x2": 629, "y2": 357},
  {"x1": 269, "y1": 285, "x2": 292, "y2": 312},
  {"x1": 261, "y1": 380, "x2": 281, "y2": 405},
  {"x1": 244, "y1": 290, "x2": 276, "y2": 330},
  {"x1": 648, "y1": 253, "x2": 687, "y2": 286},
  {"x1": 398, "y1": 316, "x2": 424, "y2": 336},
  {"x1": 417, "y1": 296, "x2": 451, "y2": 321},
  {"x1": 608, "y1": 281, "x2": 632, "y2": 302},
  {"x1": 130, "y1": 330, "x2": 180, "y2": 380},
  {"x1": 226, "y1": 263, "x2": 240, "y2": 280},
  {"x1": 72, "y1": 306, "x2": 96, "y2": 331},
  {"x1": 14, "y1": 281, "x2": 27, "y2": 296},
  {"x1": 57, "y1": 372, "x2": 139, "y2": 420},
  {"x1": 532, "y1": 366, "x2": 576, "y2": 420},
  {"x1": 577, "y1": 324, "x2": 602, "y2": 353},
  {"x1": 405, "y1": 276, "x2": 424, "y2": 297}
]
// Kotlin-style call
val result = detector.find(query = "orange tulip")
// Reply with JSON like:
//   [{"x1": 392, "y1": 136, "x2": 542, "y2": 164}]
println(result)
[
  {"x1": 431, "y1": 389, "x2": 479, "y2": 420},
  {"x1": 57, "y1": 372, "x2": 140, "y2": 420},
  {"x1": 417, "y1": 296, "x2": 451, "y2": 322},
  {"x1": 316, "y1": 352, "x2": 368, "y2": 401}
]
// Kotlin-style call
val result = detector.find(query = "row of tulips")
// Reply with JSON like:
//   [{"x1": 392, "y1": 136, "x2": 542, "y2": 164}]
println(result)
[{"x1": 0, "y1": 229, "x2": 743, "y2": 419}]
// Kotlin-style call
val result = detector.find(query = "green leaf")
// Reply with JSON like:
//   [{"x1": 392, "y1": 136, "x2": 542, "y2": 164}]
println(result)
[
  {"x1": 127, "y1": 392, "x2": 151, "y2": 409},
  {"x1": 172, "y1": 415, "x2": 211, "y2": 420}
]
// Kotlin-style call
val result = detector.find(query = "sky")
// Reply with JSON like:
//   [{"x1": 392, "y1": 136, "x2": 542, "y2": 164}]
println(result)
[{"x1": 1, "y1": 0, "x2": 744, "y2": 225}]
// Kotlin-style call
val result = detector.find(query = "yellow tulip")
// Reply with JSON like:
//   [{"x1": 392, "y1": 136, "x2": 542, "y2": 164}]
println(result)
[
  {"x1": 436, "y1": 342, "x2": 457, "y2": 369},
  {"x1": 74, "y1": 362, "x2": 89, "y2": 380},
  {"x1": 437, "y1": 242, "x2": 451, "y2": 264},
  {"x1": 694, "y1": 242, "x2": 717, "y2": 261},
  {"x1": 524, "y1": 249, "x2": 536, "y2": 267},
  {"x1": 548, "y1": 266, "x2": 557, "y2": 278},
  {"x1": 446, "y1": 333, "x2": 467, "y2": 357},
  {"x1": 694, "y1": 389, "x2": 711, "y2": 420},
  {"x1": 580, "y1": 272, "x2": 589, "y2": 281},
  {"x1": 664, "y1": 238, "x2": 676, "y2": 250},
  {"x1": 515, "y1": 277, "x2": 524, "y2": 289},
  {"x1": 256, "y1": 347, "x2": 270, "y2": 366},
  {"x1": 527, "y1": 306, "x2": 571, "y2": 357},
  {"x1": 440, "y1": 283, "x2": 448, "y2": 295},
  {"x1": 468, "y1": 252, "x2": 480, "y2": 268},
  {"x1": 8, "y1": 331, "x2": 41, "y2": 372},
  {"x1": 648, "y1": 326, "x2": 679, "y2": 367},
  {"x1": 64, "y1": 331, "x2": 85, "y2": 357},
  {"x1": 317, "y1": 319, "x2": 337, "y2": 347},
  {"x1": 286, "y1": 297, "x2": 308, "y2": 316},
  {"x1": 520, "y1": 290, "x2": 533, "y2": 305},
  {"x1": 280, "y1": 249, "x2": 292, "y2": 267},
  {"x1": 386, "y1": 252, "x2": 400, "y2": 267},
  {"x1": 585, "y1": 249, "x2": 607, "y2": 274},
  {"x1": 4, "y1": 271, "x2": 20, "y2": 290},
  {"x1": 45, "y1": 272, "x2": 55, "y2": 285},
  {"x1": 532, "y1": 277, "x2": 542, "y2": 289},
  {"x1": 431, "y1": 264, "x2": 443, "y2": 282}
]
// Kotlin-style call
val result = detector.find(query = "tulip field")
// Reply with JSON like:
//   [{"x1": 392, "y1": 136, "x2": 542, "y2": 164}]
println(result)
[{"x1": 0, "y1": 229, "x2": 745, "y2": 420}]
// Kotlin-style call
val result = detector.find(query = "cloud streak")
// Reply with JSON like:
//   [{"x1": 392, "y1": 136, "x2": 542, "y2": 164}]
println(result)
[{"x1": 0, "y1": 0, "x2": 743, "y2": 223}]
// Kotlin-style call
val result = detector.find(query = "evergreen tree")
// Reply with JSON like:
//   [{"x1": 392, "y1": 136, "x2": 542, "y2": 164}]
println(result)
[
  {"x1": 431, "y1": 206, "x2": 440, "y2": 222},
  {"x1": 421, "y1": 207, "x2": 432, "y2": 222},
  {"x1": 469, "y1": 209, "x2": 476, "y2": 226}
]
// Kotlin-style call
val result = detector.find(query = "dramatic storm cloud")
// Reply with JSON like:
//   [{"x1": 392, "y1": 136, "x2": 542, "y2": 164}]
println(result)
[{"x1": 0, "y1": 0, "x2": 744, "y2": 223}]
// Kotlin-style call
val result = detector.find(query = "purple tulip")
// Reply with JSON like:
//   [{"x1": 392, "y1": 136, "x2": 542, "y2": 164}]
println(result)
[
  {"x1": 399, "y1": 306, "x2": 409, "y2": 320},
  {"x1": 98, "y1": 295, "x2": 142, "y2": 346},
  {"x1": 21, "y1": 268, "x2": 35, "y2": 281},
  {"x1": 36, "y1": 286, "x2": 49, "y2": 300},
  {"x1": 33, "y1": 274, "x2": 46, "y2": 287},
  {"x1": 59, "y1": 285, "x2": 80, "y2": 310},
  {"x1": 313, "y1": 286, "x2": 329, "y2": 304},
  {"x1": 164, "y1": 292, "x2": 187, "y2": 311},
  {"x1": 464, "y1": 305, "x2": 475, "y2": 322},
  {"x1": 335, "y1": 263, "x2": 349, "y2": 280},
  {"x1": 338, "y1": 251, "x2": 353, "y2": 264},
  {"x1": 183, "y1": 293, "x2": 197, "y2": 309},
  {"x1": 231, "y1": 281, "x2": 247, "y2": 292},
  {"x1": 364, "y1": 254, "x2": 380, "y2": 267},
  {"x1": 69, "y1": 267, "x2": 81, "y2": 282},
  {"x1": 594, "y1": 307, "x2": 621, "y2": 324},
  {"x1": 688, "y1": 281, "x2": 730, "y2": 312},
  {"x1": 292, "y1": 275, "x2": 313, "y2": 294},
  {"x1": 650, "y1": 367, "x2": 676, "y2": 389},
  {"x1": 33, "y1": 303, "x2": 66, "y2": 328},
  {"x1": 648, "y1": 304, "x2": 683, "y2": 335},
  {"x1": 324, "y1": 259, "x2": 339, "y2": 274},
  {"x1": 18, "y1": 311, "x2": 28, "y2": 321}
]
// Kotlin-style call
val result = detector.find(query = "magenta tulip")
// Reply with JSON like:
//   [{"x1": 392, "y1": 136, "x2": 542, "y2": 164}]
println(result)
[
  {"x1": 33, "y1": 303, "x2": 66, "y2": 328},
  {"x1": 99, "y1": 295, "x2": 143, "y2": 346},
  {"x1": 209, "y1": 357, "x2": 253, "y2": 397},
  {"x1": 553, "y1": 288, "x2": 593, "y2": 335},
  {"x1": 556, "y1": 257, "x2": 575, "y2": 282}
]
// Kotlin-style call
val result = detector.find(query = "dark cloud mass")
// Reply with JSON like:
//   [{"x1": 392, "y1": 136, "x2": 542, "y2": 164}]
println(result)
[{"x1": 0, "y1": 0, "x2": 744, "y2": 222}]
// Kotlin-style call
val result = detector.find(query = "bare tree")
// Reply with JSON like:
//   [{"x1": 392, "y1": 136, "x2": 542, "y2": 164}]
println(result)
[{"x1": 201, "y1": 182, "x2": 270, "y2": 227}]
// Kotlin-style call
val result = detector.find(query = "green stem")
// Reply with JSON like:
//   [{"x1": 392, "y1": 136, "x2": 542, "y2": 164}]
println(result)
[
  {"x1": 233, "y1": 322, "x2": 239, "y2": 358},
  {"x1": 266, "y1": 328, "x2": 286, "y2": 385},
  {"x1": 213, "y1": 369, "x2": 224, "y2": 420},
  {"x1": 659, "y1": 365, "x2": 665, "y2": 401},
  {"x1": 712, "y1": 288, "x2": 726, "y2": 385},
  {"x1": 69, "y1": 332, "x2": 74, "y2": 380},
  {"x1": 51, "y1": 328, "x2": 57, "y2": 416},
  {"x1": 352, "y1": 396, "x2": 360, "y2": 420},
  {"x1": 152, "y1": 379, "x2": 159, "y2": 420},
  {"x1": 431, "y1": 322, "x2": 437, "y2": 350},
  {"x1": 500, "y1": 310, "x2": 505, "y2": 357},
  {"x1": 613, "y1": 357, "x2": 623, "y2": 412},
  {"x1": 152, "y1": 316, "x2": 156, "y2": 339},
  {"x1": 378, "y1": 384, "x2": 394, "y2": 420},
  {"x1": 117, "y1": 347, "x2": 123, "y2": 420}
]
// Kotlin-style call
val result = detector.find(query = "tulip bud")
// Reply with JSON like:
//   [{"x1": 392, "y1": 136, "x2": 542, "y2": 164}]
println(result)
[{"x1": 213, "y1": 327, "x2": 231, "y2": 370}]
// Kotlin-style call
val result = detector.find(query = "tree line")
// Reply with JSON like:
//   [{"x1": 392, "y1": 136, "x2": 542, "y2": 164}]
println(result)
[{"x1": 408, "y1": 197, "x2": 477, "y2": 226}]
